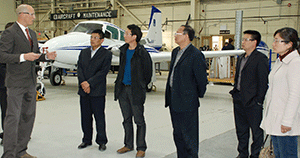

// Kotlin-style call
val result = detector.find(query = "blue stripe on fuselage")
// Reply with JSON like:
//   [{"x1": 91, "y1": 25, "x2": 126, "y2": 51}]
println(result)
[
  {"x1": 57, "y1": 45, "x2": 109, "y2": 50},
  {"x1": 50, "y1": 45, "x2": 160, "y2": 53}
]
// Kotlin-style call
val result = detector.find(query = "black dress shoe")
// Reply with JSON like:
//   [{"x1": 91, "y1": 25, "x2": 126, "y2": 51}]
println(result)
[
  {"x1": 98, "y1": 144, "x2": 106, "y2": 151},
  {"x1": 78, "y1": 142, "x2": 92, "y2": 149}
]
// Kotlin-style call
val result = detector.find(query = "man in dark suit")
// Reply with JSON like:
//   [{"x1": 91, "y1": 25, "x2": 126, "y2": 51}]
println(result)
[
  {"x1": 0, "y1": 4, "x2": 56, "y2": 158},
  {"x1": 229, "y1": 30, "x2": 269, "y2": 158},
  {"x1": 0, "y1": 60, "x2": 6, "y2": 142},
  {"x1": 222, "y1": 38, "x2": 235, "y2": 50},
  {"x1": 77, "y1": 29, "x2": 112, "y2": 151},
  {"x1": 114, "y1": 24, "x2": 152, "y2": 158},
  {"x1": 165, "y1": 25, "x2": 207, "y2": 158},
  {"x1": 0, "y1": 22, "x2": 14, "y2": 143}
]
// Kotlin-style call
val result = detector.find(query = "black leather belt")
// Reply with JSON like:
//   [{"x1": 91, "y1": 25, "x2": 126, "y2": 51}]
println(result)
[{"x1": 124, "y1": 84, "x2": 131, "y2": 87}]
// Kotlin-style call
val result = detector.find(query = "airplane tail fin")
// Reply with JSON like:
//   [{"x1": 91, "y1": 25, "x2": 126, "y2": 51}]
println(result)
[{"x1": 145, "y1": 6, "x2": 162, "y2": 50}]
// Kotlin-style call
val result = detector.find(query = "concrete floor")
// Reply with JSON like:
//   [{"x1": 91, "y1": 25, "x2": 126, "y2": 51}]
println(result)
[{"x1": 0, "y1": 71, "x2": 244, "y2": 157}]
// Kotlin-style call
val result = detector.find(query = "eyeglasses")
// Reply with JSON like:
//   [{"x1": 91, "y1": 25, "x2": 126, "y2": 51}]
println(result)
[
  {"x1": 174, "y1": 32, "x2": 185, "y2": 36},
  {"x1": 242, "y1": 38, "x2": 255, "y2": 42},
  {"x1": 90, "y1": 36, "x2": 101, "y2": 40},
  {"x1": 124, "y1": 33, "x2": 132, "y2": 36},
  {"x1": 273, "y1": 39, "x2": 289, "y2": 43},
  {"x1": 20, "y1": 12, "x2": 35, "y2": 16}
]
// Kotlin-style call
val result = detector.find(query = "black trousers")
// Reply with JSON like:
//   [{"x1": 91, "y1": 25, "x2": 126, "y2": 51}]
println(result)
[
  {"x1": 233, "y1": 92, "x2": 263, "y2": 158},
  {"x1": 80, "y1": 96, "x2": 108, "y2": 145},
  {"x1": 118, "y1": 86, "x2": 147, "y2": 151},
  {"x1": 0, "y1": 88, "x2": 7, "y2": 130},
  {"x1": 170, "y1": 108, "x2": 199, "y2": 158}
]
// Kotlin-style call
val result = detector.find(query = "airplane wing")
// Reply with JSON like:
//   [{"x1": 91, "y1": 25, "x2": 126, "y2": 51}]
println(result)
[
  {"x1": 149, "y1": 50, "x2": 244, "y2": 63},
  {"x1": 202, "y1": 50, "x2": 245, "y2": 58},
  {"x1": 150, "y1": 52, "x2": 172, "y2": 63}
]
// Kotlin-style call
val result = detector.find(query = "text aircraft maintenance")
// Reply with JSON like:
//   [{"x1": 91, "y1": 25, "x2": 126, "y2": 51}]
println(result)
[{"x1": 37, "y1": 6, "x2": 247, "y2": 96}]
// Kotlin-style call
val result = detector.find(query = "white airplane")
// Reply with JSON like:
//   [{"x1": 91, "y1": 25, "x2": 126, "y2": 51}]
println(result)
[
  {"x1": 37, "y1": 6, "x2": 248, "y2": 96},
  {"x1": 38, "y1": 6, "x2": 169, "y2": 95}
]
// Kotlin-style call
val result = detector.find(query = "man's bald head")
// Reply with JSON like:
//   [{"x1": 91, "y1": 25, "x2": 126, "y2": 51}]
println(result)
[{"x1": 16, "y1": 4, "x2": 35, "y2": 27}]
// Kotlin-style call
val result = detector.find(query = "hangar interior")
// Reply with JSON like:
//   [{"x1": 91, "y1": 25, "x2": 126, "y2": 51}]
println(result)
[
  {"x1": 0, "y1": 0, "x2": 299, "y2": 157},
  {"x1": 8, "y1": 0, "x2": 300, "y2": 51}
]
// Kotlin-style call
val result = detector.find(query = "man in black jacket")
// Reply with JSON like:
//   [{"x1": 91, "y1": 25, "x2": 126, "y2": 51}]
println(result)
[
  {"x1": 114, "y1": 24, "x2": 152, "y2": 158},
  {"x1": 0, "y1": 22, "x2": 14, "y2": 143},
  {"x1": 77, "y1": 29, "x2": 112, "y2": 151},
  {"x1": 229, "y1": 30, "x2": 269, "y2": 158},
  {"x1": 165, "y1": 25, "x2": 207, "y2": 158},
  {"x1": 222, "y1": 38, "x2": 235, "y2": 50}
]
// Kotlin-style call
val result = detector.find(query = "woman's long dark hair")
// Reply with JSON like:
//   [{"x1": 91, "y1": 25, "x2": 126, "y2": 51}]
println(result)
[{"x1": 274, "y1": 27, "x2": 300, "y2": 54}]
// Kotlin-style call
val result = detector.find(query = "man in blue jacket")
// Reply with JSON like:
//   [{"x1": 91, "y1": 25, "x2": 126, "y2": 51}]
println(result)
[
  {"x1": 77, "y1": 29, "x2": 112, "y2": 151},
  {"x1": 165, "y1": 25, "x2": 207, "y2": 158},
  {"x1": 114, "y1": 24, "x2": 152, "y2": 158}
]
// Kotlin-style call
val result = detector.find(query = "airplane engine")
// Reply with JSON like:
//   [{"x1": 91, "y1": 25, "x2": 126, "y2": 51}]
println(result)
[{"x1": 111, "y1": 47, "x2": 120, "y2": 56}]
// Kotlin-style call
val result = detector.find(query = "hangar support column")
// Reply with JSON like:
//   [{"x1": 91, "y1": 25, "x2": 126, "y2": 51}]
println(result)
[
  {"x1": 110, "y1": 0, "x2": 116, "y2": 25},
  {"x1": 298, "y1": 0, "x2": 300, "y2": 32},
  {"x1": 51, "y1": 0, "x2": 56, "y2": 38},
  {"x1": 191, "y1": 0, "x2": 200, "y2": 48}
]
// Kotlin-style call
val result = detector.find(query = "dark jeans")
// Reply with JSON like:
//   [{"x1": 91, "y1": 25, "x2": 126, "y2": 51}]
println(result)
[
  {"x1": 118, "y1": 86, "x2": 147, "y2": 151},
  {"x1": 271, "y1": 135, "x2": 298, "y2": 158},
  {"x1": 0, "y1": 88, "x2": 7, "y2": 130},
  {"x1": 80, "y1": 96, "x2": 108, "y2": 145},
  {"x1": 170, "y1": 108, "x2": 199, "y2": 158},
  {"x1": 233, "y1": 92, "x2": 263, "y2": 158}
]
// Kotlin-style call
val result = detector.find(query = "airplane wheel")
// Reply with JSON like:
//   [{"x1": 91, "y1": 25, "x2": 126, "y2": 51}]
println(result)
[
  {"x1": 36, "y1": 83, "x2": 46, "y2": 96},
  {"x1": 50, "y1": 71, "x2": 62, "y2": 86},
  {"x1": 146, "y1": 82, "x2": 153, "y2": 92}
]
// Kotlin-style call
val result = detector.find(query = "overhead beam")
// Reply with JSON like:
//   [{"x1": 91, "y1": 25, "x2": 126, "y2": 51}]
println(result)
[
  {"x1": 34, "y1": 9, "x2": 52, "y2": 29},
  {"x1": 116, "y1": 0, "x2": 148, "y2": 29},
  {"x1": 119, "y1": 0, "x2": 190, "y2": 7}
]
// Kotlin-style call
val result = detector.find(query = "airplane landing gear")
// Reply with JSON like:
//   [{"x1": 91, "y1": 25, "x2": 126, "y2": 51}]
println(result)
[
  {"x1": 36, "y1": 83, "x2": 46, "y2": 96},
  {"x1": 50, "y1": 69, "x2": 62, "y2": 86},
  {"x1": 147, "y1": 82, "x2": 156, "y2": 92},
  {"x1": 36, "y1": 83, "x2": 46, "y2": 101}
]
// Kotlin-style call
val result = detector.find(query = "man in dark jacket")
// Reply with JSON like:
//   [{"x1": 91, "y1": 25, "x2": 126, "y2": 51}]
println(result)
[
  {"x1": 222, "y1": 38, "x2": 235, "y2": 50},
  {"x1": 0, "y1": 22, "x2": 14, "y2": 143},
  {"x1": 229, "y1": 30, "x2": 269, "y2": 158},
  {"x1": 114, "y1": 24, "x2": 152, "y2": 158},
  {"x1": 77, "y1": 29, "x2": 112, "y2": 151},
  {"x1": 165, "y1": 25, "x2": 207, "y2": 158}
]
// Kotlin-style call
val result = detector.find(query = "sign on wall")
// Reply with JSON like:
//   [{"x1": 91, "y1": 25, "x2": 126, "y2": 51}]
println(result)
[
  {"x1": 50, "y1": 10, "x2": 118, "y2": 21},
  {"x1": 220, "y1": 30, "x2": 230, "y2": 34}
]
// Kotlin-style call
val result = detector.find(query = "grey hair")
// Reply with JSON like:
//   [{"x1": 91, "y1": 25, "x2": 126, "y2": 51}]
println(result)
[{"x1": 16, "y1": 4, "x2": 29, "y2": 14}]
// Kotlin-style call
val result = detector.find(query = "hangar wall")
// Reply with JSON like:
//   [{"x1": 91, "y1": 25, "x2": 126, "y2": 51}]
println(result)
[
  {"x1": 198, "y1": 0, "x2": 299, "y2": 50},
  {"x1": 20, "y1": 0, "x2": 300, "y2": 51},
  {"x1": 0, "y1": 0, "x2": 16, "y2": 30}
]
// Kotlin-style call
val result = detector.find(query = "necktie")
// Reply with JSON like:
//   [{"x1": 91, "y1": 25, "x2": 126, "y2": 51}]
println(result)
[{"x1": 25, "y1": 28, "x2": 33, "y2": 48}]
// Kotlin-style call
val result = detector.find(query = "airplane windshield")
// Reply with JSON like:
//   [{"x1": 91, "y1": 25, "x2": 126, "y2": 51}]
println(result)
[{"x1": 71, "y1": 23, "x2": 103, "y2": 34}]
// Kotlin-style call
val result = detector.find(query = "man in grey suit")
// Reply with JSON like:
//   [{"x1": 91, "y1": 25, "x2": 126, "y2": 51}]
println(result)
[
  {"x1": 0, "y1": 4, "x2": 56, "y2": 158},
  {"x1": 77, "y1": 29, "x2": 112, "y2": 151}
]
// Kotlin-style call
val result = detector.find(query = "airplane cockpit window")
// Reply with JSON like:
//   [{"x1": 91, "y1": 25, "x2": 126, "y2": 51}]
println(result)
[
  {"x1": 106, "y1": 26, "x2": 119, "y2": 40},
  {"x1": 105, "y1": 31, "x2": 111, "y2": 39},
  {"x1": 71, "y1": 23, "x2": 103, "y2": 34},
  {"x1": 120, "y1": 31, "x2": 125, "y2": 41}
]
